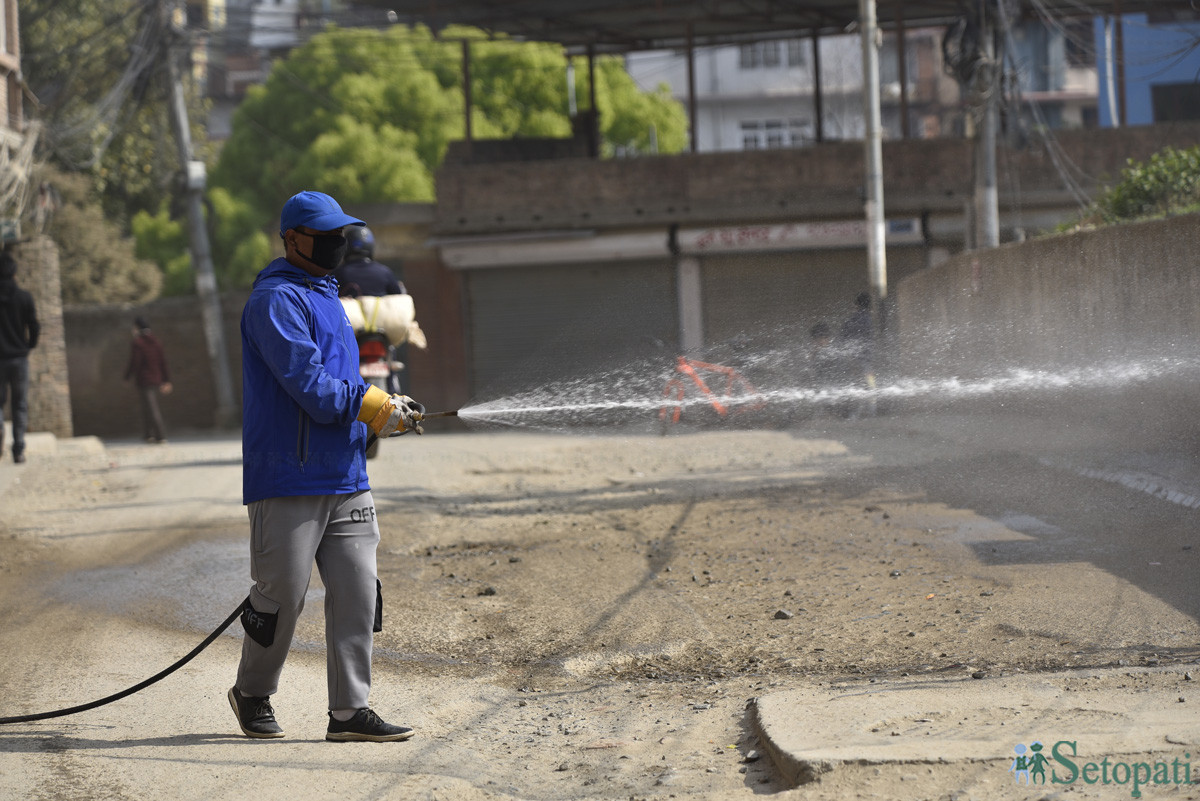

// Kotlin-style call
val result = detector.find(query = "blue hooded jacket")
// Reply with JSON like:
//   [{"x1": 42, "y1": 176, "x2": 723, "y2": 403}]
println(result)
[{"x1": 241, "y1": 258, "x2": 371, "y2": 504}]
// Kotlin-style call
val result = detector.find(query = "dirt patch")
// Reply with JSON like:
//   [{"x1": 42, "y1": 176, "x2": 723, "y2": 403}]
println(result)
[{"x1": 2, "y1": 421, "x2": 1198, "y2": 799}]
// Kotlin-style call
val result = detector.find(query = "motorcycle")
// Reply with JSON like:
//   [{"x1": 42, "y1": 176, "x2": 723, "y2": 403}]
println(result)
[
  {"x1": 356, "y1": 331, "x2": 405, "y2": 459},
  {"x1": 341, "y1": 292, "x2": 425, "y2": 458}
]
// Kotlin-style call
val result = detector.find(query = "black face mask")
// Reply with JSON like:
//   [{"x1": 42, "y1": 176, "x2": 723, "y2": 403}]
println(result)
[{"x1": 301, "y1": 233, "x2": 348, "y2": 272}]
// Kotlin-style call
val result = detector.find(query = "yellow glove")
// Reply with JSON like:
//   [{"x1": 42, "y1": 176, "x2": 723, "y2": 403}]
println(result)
[
  {"x1": 358, "y1": 386, "x2": 426, "y2": 437},
  {"x1": 359, "y1": 385, "x2": 403, "y2": 437}
]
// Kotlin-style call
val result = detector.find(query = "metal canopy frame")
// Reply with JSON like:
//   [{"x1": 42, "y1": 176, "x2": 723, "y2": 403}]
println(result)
[{"x1": 356, "y1": 0, "x2": 1192, "y2": 50}]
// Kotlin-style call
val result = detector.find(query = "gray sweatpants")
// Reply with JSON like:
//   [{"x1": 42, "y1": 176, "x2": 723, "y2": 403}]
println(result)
[{"x1": 236, "y1": 491, "x2": 381, "y2": 711}]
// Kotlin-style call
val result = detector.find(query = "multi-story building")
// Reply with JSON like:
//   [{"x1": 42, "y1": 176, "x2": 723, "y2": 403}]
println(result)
[
  {"x1": 205, "y1": 0, "x2": 386, "y2": 139},
  {"x1": 1005, "y1": 18, "x2": 1099, "y2": 130},
  {"x1": 1095, "y1": 10, "x2": 1200, "y2": 125},
  {"x1": 628, "y1": 36, "x2": 870, "y2": 151},
  {"x1": 627, "y1": 19, "x2": 1102, "y2": 152}
]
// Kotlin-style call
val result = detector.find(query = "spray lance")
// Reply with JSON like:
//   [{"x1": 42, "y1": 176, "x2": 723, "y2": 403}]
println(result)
[
  {"x1": 0, "y1": 408, "x2": 461, "y2": 727},
  {"x1": 366, "y1": 408, "x2": 458, "y2": 443}
]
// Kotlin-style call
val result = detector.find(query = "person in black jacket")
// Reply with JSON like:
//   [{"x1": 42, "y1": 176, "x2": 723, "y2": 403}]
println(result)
[
  {"x1": 333, "y1": 225, "x2": 410, "y2": 395},
  {"x1": 0, "y1": 250, "x2": 39, "y2": 463}
]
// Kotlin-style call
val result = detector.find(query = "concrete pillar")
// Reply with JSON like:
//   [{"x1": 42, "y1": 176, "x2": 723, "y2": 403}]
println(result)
[{"x1": 676, "y1": 255, "x2": 703, "y2": 352}]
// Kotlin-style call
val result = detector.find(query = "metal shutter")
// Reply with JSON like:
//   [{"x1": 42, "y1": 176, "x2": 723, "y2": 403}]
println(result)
[
  {"x1": 701, "y1": 247, "x2": 926, "y2": 345},
  {"x1": 466, "y1": 259, "x2": 677, "y2": 397}
]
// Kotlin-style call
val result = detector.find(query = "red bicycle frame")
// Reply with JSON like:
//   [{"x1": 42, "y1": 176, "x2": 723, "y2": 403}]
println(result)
[{"x1": 659, "y1": 356, "x2": 765, "y2": 425}]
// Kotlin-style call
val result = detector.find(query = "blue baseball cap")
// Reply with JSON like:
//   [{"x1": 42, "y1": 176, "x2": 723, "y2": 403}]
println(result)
[{"x1": 279, "y1": 191, "x2": 365, "y2": 236}]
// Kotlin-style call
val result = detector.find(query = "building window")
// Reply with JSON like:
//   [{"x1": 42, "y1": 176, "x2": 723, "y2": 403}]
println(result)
[
  {"x1": 787, "y1": 40, "x2": 807, "y2": 68},
  {"x1": 741, "y1": 119, "x2": 812, "y2": 149},
  {"x1": 761, "y1": 41, "x2": 780, "y2": 68},
  {"x1": 740, "y1": 41, "x2": 799, "y2": 69},
  {"x1": 764, "y1": 120, "x2": 785, "y2": 148},
  {"x1": 1064, "y1": 20, "x2": 1096, "y2": 67},
  {"x1": 741, "y1": 121, "x2": 762, "y2": 149},
  {"x1": 790, "y1": 118, "x2": 813, "y2": 145},
  {"x1": 739, "y1": 44, "x2": 761, "y2": 69}
]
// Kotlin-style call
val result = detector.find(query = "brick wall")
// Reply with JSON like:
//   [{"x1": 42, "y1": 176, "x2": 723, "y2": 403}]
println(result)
[
  {"x1": 434, "y1": 122, "x2": 1200, "y2": 236},
  {"x1": 64, "y1": 270, "x2": 469, "y2": 439},
  {"x1": 64, "y1": 292, "x2": 248, "y2": 439}
]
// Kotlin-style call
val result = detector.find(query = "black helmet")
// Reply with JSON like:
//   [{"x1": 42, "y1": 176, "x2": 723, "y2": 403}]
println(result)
[{"x1": 344, "y1": 225, "x2": 375, "y2": 259}]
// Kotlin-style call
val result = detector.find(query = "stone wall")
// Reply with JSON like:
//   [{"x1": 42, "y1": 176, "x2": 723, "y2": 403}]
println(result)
[{"x1": 11, "y1": 236, "x2": 72, "y2": 438}]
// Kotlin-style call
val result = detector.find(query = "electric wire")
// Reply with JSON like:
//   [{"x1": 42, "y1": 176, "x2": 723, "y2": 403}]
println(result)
[
  {"x1": 37, "y1": 0, "x2": 169, "y2": 170},
  {"x1": 1014, "y1": 0, "x2": 1101, "y2": 209}
]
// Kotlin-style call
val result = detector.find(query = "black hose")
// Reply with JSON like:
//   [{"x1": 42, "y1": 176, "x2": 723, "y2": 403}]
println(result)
[{"x1": 0, "y1": 604, "x2": 243, "y2": 725}]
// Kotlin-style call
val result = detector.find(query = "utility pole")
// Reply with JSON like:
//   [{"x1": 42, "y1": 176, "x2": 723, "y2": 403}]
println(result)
[
  {"x1": 975, "y1": 0, "x2": 1001, "y2": 249},
  {"x1": 858, "y1": 0, "x2": 887, "y2": 314},
  {"x1": 163, "y1": 1, "x2": 238, "y2": 428}
]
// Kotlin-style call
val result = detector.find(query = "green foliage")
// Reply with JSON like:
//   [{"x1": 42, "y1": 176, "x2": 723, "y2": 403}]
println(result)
[
  {"x1": 131, "y1": 206, "x2": 192, "y2": 297},
  {"x1": 209, "y1": 24, "x2": 688, "y2": 287},
  {"x1": 209, "y1": 24, "x2": 461, "y2": 230},
  {"x1": 207, "y1": 188, "x2": 273, "y2": 288},
  {"x1": 41, "y1": 166, "x2": 163, "y2": 305},
  {"x1": 593, "y1": 61, "x2": 689, "y2": 156},
  {"x1": 1059, "y1": 145, "x2": 1200, "y2": 231}
]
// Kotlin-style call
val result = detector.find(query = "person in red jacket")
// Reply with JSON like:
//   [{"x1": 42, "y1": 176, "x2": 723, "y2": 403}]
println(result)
[{"x1": 124, "y1": 317, "x2": 172, "y2": 443}]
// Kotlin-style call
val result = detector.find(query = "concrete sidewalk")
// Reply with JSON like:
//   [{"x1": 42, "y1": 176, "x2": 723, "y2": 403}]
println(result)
[{"x1": 753, "y1": 666, "x2": 1200, "y2": 789}]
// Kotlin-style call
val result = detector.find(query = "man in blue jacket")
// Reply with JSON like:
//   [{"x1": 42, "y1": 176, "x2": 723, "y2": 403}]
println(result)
[{"x1": 230, "y1": 191, "x2": 423, "y2": 742}]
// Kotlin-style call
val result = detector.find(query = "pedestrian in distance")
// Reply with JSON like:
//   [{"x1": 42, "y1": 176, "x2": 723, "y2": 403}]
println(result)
[
  {"x1": 124, "y1": 317, "x2": 172, "y2": 444},
  {"x1": 230, "y1": 190, "x2": 425, "y2": 742},
  {"x1": 0, "y1": 250, "x2": 39, "y2": 464}
]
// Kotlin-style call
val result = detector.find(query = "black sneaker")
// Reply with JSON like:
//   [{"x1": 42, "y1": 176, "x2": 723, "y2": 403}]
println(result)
[
  {"x1": 326, "y1": 708, "x2": 414, "y2": 742},
  {"x1": 228, "y1": 687, "x2": 284, "y2": 739}
]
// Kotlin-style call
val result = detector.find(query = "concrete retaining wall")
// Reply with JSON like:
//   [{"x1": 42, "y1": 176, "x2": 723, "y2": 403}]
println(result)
[{"x1": 893, "y1": 213, "x2": 1200, "y2": 450}]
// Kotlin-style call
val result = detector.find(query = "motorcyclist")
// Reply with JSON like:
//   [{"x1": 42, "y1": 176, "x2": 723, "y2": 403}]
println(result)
[
  {"x1": 334, "y1": 226, "x2": 412, "y2": 399},
  {"x1": 334, "y1": 226, "x2": 405, "y2": 298}
]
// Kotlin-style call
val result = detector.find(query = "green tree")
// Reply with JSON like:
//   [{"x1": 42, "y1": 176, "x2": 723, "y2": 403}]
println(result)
[
  {"x1": 22, "y1": 0, "x2": 209, "y2": 220},
  {"x1": 591, "y1": 59, "x2": 689, "y2": 156},
  {"x1": 131, "y1": 204, "x2": 192, "y2": 296},
  {"x1": 210, "y1": 24, "x2": 688, "y2": 286}
]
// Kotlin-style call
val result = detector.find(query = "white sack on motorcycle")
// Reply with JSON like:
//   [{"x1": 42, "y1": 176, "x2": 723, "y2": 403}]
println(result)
[{"x1": 341, "y1": 295, "x2": 421, "y2": 347}]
